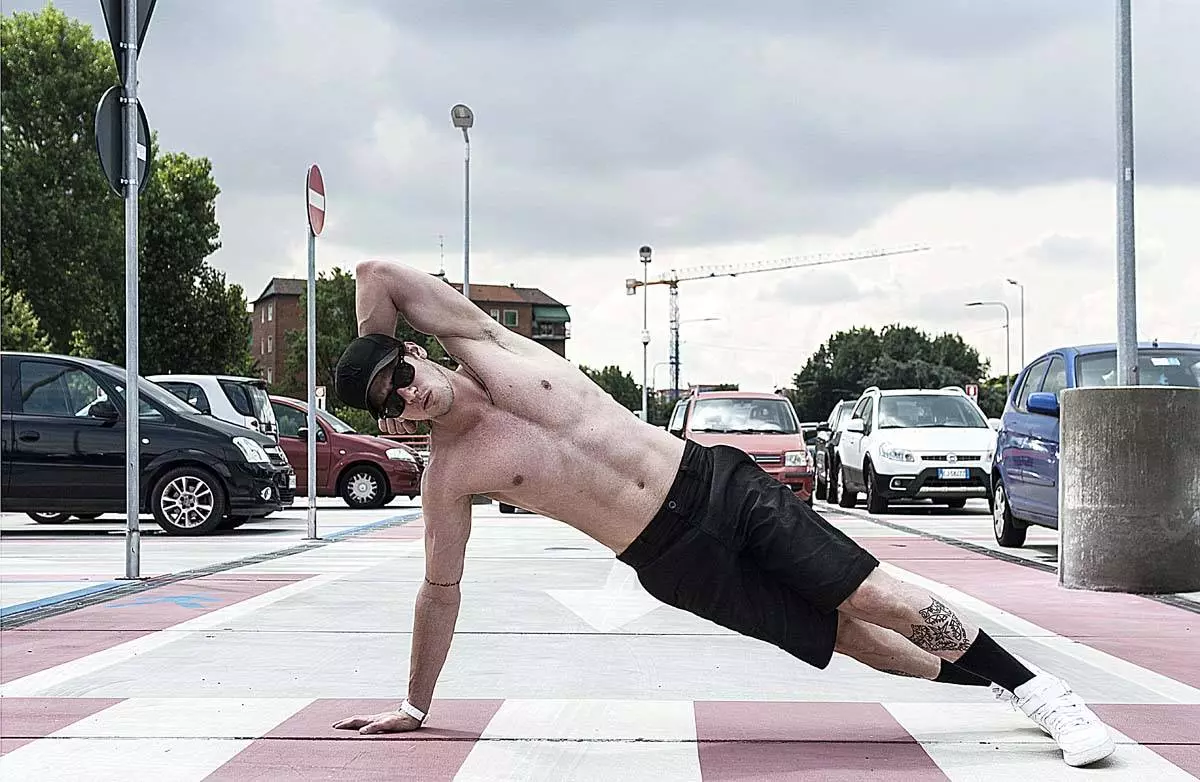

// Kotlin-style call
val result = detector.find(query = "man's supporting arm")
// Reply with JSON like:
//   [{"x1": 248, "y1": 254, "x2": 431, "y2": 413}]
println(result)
[
  {"x1": 405, "y1": 491, "x2": 473, "y2": 716},
  {"x1": 355, "y1": 259, "x2": 496, "y2": 341}
]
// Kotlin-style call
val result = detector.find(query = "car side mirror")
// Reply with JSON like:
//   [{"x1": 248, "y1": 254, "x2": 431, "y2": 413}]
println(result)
[
  {"x1": 1027, "y1": 392, "x2": 1060, "y2": 418},
  {"x1": 845, "y1": 419, "x2": 865, "y2": 434},
  {"x1": 89, "y1": 399, "x2": 119, "y2": 421}
]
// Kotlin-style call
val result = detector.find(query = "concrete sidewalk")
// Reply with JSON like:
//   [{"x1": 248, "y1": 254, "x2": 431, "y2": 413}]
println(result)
[{"x1": 1, "y1": 503, "x2": 1197, "y2": 780}]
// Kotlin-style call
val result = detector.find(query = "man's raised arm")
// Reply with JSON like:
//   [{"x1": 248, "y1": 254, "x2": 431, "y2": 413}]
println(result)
[{"x1": 355, "y1": 259, "x2": 495, "y2": 341}]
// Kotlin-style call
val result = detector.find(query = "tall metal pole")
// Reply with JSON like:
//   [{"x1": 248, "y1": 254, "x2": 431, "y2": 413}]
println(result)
[
  {"x1": 306, "y1": 227, "x2": 318, "y2": 540},
  {"x1": 639, "y1": 246, "x2": 651, "y2": 422},
  {"x1": 123, "y1": 0, "x2": 141, "y2": 580},
  {"x1": 967, "y1": 300, "x2": 1011, "y2": 400},
  {"x1": 1007, "y1": 278, "x2": 1025, "y2": 370},
  {"x1": 1116, "y1": 0, "x2": 1139, "y2": 385},
  {"x1": 463, "y1": 138, "x2": 471, "y2": 301}
]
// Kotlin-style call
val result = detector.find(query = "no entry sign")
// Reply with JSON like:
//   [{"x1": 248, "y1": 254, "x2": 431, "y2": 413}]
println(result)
[{"x1": 307, "y1": 165, "x2": 325, "y2": 236}]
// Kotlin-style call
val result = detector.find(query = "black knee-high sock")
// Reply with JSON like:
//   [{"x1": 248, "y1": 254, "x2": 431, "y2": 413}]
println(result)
[
  {"x1": 936, "y1": 659, "x2": 992, "y2": 686},
  {"x1": 951, "y1": 631, "x2": 1036, "y2": 692}
]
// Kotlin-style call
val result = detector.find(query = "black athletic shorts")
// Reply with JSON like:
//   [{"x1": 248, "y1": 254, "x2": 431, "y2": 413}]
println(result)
[{"x1": 617, "y1": 439, "x2": 880, "y2": 669}]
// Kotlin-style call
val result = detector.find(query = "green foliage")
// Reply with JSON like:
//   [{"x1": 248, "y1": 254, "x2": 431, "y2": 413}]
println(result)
[
  {"x1": 1, "y1": 273, "x2": 51, "y2": 351},
  {"x1": 790, "y1": 324, "x2": 989, "y2": 420},
  {"x1": 1, "y1": 7, "x2": 253, "y2": 375},
  {"x1": 329, "y1": 404, "x2": 381, "y2": 436},
  {"x1": 977, "y1": 375, "x2": 1017, "y2": 418},
  {"x1": 579, "y1": 364, "x2": 642, "y2": 412}
]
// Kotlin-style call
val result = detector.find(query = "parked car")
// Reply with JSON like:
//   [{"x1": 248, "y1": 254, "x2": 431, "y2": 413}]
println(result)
[
  {"x1": 149, "y1": 374, "x2": 278, "y2": 441},
  {"x1": 814, "y1": 399, "x2": 855, "y2": 503},
  {"x1": 991, "y1": 341, "x2": 1200, "y2": 547},
  {"x1": 269, "y1": 395, "x2": 423, "y2": 509},
  {"x1": 665, "y1": 390, "x2": 815, "y2": 504},
  {"x1": 834, "y1": 386, "x2": 997, "y2": 514},
  {"x1": 1, "y1": 352, "x2": 294, "y2": 535}
]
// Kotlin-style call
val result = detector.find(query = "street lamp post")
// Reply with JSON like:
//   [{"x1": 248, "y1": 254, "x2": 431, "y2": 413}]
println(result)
[
  {"x1": 451, "y1": 104, "x2": 474, "y2": 300},
  {"x1": 966, "y1": 301, "x2": 1012, "y2": 399},
  {"x1": 1006, "y1": 278, "x2": 1025, "y2": 370},
  {"x1": 639, "y1": 246, "x2": 652, "y2": 422}
]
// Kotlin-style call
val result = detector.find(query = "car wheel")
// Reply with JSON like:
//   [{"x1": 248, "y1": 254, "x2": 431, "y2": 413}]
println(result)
[
  {"x1": 836, "y1": 465, "x2": 857, "y2": 508},
  {"x1": 27, "y1": 512, "x2": 72, "y2": 524},
  {"x1": 339, "y1": 464, "x2": 388, "y2": 509},
  {"x1": 865, "y1": 463, "x2": 888, "y2": 515},
  {"x1": 992, "y1": 478, "x2": 1027, "y2": 548},
  {"x1": 151, "y1": 466, "x2": 226, "y2": 536}
]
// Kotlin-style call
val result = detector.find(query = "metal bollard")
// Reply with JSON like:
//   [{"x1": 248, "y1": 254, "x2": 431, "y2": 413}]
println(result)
[{"x1": 1059, "y1": 386, "x2": 1200, "y2": 594}]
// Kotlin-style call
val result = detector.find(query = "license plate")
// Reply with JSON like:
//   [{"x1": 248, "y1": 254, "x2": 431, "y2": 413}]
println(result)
[
  {"x1": 938, "y1": 468, "x2": 969, "y2": 480},
  {"x1": 288, "y1": 474, "x2": 296, "y2": 489}
]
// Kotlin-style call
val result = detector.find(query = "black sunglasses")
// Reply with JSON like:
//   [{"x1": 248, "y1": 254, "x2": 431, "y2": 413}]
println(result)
[{"x1": 370, "y1": 355, "x2": 416, "y2": 418}]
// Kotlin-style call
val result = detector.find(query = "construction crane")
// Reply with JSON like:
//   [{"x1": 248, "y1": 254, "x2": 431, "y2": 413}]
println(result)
[{"x1": 625, "y1": 243, "x2": 933, "y2": 401}]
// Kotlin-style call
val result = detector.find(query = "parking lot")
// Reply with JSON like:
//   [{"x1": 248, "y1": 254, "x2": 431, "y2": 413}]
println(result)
[{"x1": 3, "y1": 495, "x2": 1198, "y2": 780}]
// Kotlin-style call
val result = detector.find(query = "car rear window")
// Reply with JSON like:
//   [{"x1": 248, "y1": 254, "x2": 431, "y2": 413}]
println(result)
[{"x1": 219, "y1": 380, "x2": 276, "y2": 425}]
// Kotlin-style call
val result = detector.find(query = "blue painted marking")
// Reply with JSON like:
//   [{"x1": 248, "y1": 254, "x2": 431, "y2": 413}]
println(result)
[
  {"x1": 322, "y1": 510, "x2": 423, "y2": 541},
  {"x1": 0, "y1": 581, "x2": 124, "y2": 618},
  {"x1": 106, "y1": 594, "x2": 221, "y2": 610}
]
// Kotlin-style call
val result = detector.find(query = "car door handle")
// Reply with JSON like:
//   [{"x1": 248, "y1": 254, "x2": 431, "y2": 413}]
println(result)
[{"x1": 18, "y1": 430, "x2": 40, "y2": 443}]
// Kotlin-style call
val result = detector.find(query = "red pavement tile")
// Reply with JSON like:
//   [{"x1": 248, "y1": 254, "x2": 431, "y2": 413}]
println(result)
[
  {"x1": 1152, "y1": 746, "x2": 1200, "y2": 778},
  {"x1": 694, "y1": 702, "x2": 947, "y2": 781},
  {"x1": 0, "y1": 574, "x2": 311, "y2": 684},
  {"x1": 1092, "y1": 704, "x2": 1200, "y2": 743},
  {"x1": 207, "y1": 698, "x2": 504, "y2": 782},
  {"x1": 360, "y1": 525, "x2": 424, "y2": 541},
  {"x1": 883, "y1": 541, "x2": 1199, "y2": 687},
  {"x1": 858, "y1": 537, "x2": 992, "y2": 561},
  {"x1": 0, "y1": 697, "x2": 121, "y2": 754}
]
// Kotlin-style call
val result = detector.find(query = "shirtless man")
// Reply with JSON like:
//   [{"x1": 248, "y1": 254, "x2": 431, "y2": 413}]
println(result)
[{"x1": 329, "y1": 259, "x2": 1115, "y2": 768}]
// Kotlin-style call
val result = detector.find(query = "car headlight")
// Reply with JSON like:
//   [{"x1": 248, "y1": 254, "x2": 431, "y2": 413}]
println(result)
[
  {"x1": 386, "y1": 447, "x2": 416, "y2": 462},
  {"x1": 233, "y1": 436, "x2": 269, "y2": 463},
  {"x1": 784, "y1": 450, "x2": 811, "y2": 468},
  {"x1": 879, "y1": 444, "x2": 915, "y2": 463}
]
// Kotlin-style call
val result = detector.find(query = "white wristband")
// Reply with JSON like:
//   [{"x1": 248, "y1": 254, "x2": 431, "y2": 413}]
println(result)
[{"x1": 399, "y1": 699, "x2": 426, "y2": 722}]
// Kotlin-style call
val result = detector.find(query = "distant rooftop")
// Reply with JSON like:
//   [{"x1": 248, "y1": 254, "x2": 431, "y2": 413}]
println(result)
[{"x1": 253, "y1": 272, "x2": 567, "y2": 308}]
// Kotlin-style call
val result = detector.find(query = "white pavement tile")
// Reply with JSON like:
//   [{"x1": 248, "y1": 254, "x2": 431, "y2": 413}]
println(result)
[
  {"x1": 885, "y1": 703, "x2": 1195, "y2": 781},
  {"x1": 480, "y1": 699, "x2": 697, "y2": 741},
  {"x1": 455, "y1": 740, "x2": 702, "y2": 782},
  {"x1": 0, "y1": 738, "x2": 257, "y2": 782},
  {"x1": 56, "y1": 696, "x2": 312, "y2": 738}
]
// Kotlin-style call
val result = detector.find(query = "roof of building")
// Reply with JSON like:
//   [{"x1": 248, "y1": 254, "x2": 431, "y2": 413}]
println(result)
[
  {"x1": 253, "y1": 272, "x2": 567, "y2": 308},
  {"x1": 253, "y1": 278, "x2": 306, "y2": 303}
]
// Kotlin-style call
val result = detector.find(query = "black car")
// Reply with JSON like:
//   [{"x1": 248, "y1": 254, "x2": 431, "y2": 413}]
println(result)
[
  {"x1": 1, "y1": 352, "x2": 295, "y2": 535},
  {"x1": 814, "y1": 399, "x2": 855, "y2": 503}
]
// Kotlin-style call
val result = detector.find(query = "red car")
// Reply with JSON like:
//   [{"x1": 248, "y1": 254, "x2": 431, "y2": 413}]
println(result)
[
  {"x1": 665, "y1": 390, "x2": 815, "y2": 504},
  {"x1": 269, "y1": 395, "x2": 423, "y2": 509}
]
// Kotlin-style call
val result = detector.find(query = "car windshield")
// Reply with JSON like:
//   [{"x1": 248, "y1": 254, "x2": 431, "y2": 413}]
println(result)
[
  {"x1": 690, "y1": 397, "x2": 799, "y2": 433},
  {"x1": 877, "y1": 394, "x2": 988, "y2": 429},
  {"x1": 1077, "y1": 348, "x2": 1200, "y2": 388},
  {"x1": 317, "y1": 408, "x2": 357, "y2": 434},
  {"x1": 100, "y1": 369, "x2": 202, "y2": 415}
]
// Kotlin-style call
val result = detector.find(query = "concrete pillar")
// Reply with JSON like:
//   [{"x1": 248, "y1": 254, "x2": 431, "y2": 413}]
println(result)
[{"x1": 1059, "y1": 386, "x2": 1200, "y2": 594}]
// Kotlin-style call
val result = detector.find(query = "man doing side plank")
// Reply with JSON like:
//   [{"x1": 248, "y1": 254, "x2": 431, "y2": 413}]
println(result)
[{"x1": 330, "y1": 259, "x2": 1115, "y2": 768}]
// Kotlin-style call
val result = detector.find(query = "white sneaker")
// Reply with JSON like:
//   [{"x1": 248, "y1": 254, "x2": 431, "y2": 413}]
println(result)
[{"x1": 1012, "y1": 674, "x2": 1116, "y2": 767}]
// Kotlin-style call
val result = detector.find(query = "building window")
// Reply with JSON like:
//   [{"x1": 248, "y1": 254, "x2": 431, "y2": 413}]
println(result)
[
  {"x1": 261, "y1": 337, "x2": 267, "y2": 355},
  {"x1": 503, "y1": 310, "x2": 518, "y2": 327},
  {"x1": 261, "y1": 308, "x2": 265, "y2": 324},
  {"x1": 267, "y1": 334, "x2": 274, "y2": 353},
  {"x1": 489, "y1": 309, "x2": 500, "y2": 321},
  {"x1": 266, "y1": 367, "x2": 273, "y2": 384},
  {"x1": 267, "y1": 302, "x2": 274, "y2": 321}
]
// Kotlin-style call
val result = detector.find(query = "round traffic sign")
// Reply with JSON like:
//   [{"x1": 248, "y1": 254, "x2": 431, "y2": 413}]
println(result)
[{"x1": 307, "y1": 164, "x2": 325, "y2": 236}]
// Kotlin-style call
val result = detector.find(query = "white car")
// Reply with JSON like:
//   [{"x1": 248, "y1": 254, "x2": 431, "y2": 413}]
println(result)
[
  {"x1": 149, "y1": 374, "x2": 279, "y2": 441},
  {"x1": 832, "y1": 386, "x2": 997, "y2": 514}
]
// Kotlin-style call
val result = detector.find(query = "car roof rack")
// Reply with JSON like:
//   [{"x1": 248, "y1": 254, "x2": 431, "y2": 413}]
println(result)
[
  {"x1": 940, "y1": 385, "x2": 966, "y2": 394},
  {"x1": 861, "y1": 386, "x2": 880, "y2": 395}
]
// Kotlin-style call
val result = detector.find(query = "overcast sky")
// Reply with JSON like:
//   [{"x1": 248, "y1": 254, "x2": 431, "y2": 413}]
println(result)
[{"x1": 14, "y1": 0, "x2": 1200, "y2": 394}]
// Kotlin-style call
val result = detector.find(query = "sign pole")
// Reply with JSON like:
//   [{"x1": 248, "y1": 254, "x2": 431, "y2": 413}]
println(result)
[
  {"x1": 123, "y1": 0, "x2": 141, "y2": 580},
  {"x1": 305, "y1": 165, "x2": 325, "y2": 541}
]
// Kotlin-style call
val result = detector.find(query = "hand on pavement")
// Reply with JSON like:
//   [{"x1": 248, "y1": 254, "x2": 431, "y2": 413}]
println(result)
[{"x1": 333, "y1": 710, "x2": 422, "y2": 734}]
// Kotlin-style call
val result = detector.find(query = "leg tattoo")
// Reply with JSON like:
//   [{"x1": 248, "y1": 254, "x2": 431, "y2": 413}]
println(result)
[{"x1": 908, "y1": 599, "x2": 972, "y2": 653}]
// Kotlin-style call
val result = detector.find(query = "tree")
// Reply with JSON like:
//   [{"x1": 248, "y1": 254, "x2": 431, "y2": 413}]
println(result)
[
  {"x1": 579, "y1": 364, "x2": 642, "y2": 412},
  {"x1": 790, "y1": 324, "x2": 989, "y2": 420},
  {"x1": 1, "y1": 7, "x2": 253, "y2": 374},
  {"x1": 1, "y1": 274, "x2": 51, "y2": 352}
]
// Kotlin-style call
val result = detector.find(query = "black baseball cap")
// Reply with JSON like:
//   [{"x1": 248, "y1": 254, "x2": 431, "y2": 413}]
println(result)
[{"x1": 334, "y1": 334, "x2": 405, "y2": 417}]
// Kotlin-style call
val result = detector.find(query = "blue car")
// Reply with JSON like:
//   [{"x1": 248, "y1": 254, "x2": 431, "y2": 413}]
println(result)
[{"x1": 990, "y1": 341, "x2": 1200, "y2": 547}]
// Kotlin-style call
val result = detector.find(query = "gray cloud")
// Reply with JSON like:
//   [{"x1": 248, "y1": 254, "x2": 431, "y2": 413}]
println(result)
[{"x1": 9, "y1": 0, "x2": 1200, "y2": 294}]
